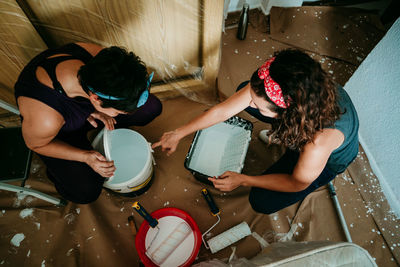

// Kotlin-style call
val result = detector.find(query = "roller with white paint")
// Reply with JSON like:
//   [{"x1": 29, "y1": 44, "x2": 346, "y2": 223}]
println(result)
[
  {"x1": 206, "y1": 221, "x2": 251, "y2": 254},
  {"x1": 146, "y1": 221, "x2": 192, "y2": 265},
  {"x1": 134, "y1": 205, "x2": 202, "y2": 267},
  {"x1": 201, "y1": 188, "x2": 251, "y2": 254}
]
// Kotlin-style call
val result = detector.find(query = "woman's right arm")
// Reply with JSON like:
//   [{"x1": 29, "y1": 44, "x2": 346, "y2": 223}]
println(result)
[
  {"x1": 152, "y1": 83, "x2": 253, "y2": 155},
  {"x1": 19, "y1": 97, "x2": 115, "y2": 177}
]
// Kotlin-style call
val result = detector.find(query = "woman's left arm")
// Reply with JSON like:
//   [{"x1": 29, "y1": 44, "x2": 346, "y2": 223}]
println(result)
[{"x1": 209, "y1": 129, "x2": 344, "y2": 192}]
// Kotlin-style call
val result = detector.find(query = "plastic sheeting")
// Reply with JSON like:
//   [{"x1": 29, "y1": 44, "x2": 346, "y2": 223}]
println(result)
[
  {"x1": 0, "y1": 0, "x2": 47, "y2": 109},
  {"x1": 194, "y1": 241, "x2": 377, "y2": 267},
  {"x1": 0, "y1": 0, "x2": 224, "y2": 107},
  {"x1": 1, "y1": 4, "x2": 399, "y2": 267}
]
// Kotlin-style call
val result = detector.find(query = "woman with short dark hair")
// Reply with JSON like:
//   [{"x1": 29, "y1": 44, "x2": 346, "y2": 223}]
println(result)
[
  {"x1": 15, "y1": 43, "x2": 162, "y2": 204},
  {"x1": 153, "y1": 49, "x2": 358, "y2": 214}
]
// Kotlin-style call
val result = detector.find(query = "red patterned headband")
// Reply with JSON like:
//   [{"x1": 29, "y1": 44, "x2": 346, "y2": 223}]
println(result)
[{"x1": 258, "y1": 57, "x2": 290, "y2": 108}]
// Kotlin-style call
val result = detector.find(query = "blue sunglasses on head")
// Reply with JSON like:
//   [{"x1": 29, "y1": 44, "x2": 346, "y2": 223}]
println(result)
[{"x1": 87, "y1": 72, "x2": 154, "y2": 108}]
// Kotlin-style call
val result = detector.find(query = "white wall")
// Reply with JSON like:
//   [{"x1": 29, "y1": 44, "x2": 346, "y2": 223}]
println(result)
[{"x1": 345, "y1": 18, "x2": 400, "y2": 218}]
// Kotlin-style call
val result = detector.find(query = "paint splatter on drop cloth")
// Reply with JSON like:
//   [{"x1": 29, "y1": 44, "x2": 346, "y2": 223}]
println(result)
[
  {"x1": 20, "y1": 208, "x2": 34, "y2": 219},
  {"x1": 11, "y1": 233, "x2": 25, "y2": 247}
]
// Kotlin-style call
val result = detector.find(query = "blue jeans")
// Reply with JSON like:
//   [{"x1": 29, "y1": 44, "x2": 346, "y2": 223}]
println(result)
[{"x1": 237, "y1": 81, "x2": 337, "y2": 214}]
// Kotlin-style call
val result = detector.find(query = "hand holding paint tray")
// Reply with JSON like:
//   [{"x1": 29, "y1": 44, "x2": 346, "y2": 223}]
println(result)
[{"x1": 133, "y1": 202, "x2": 202, "y2": 267}]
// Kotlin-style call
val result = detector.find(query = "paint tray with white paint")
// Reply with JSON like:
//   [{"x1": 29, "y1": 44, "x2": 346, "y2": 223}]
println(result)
[{"x1": 184, "y1": 116, "x2": 253, "y2": 184}]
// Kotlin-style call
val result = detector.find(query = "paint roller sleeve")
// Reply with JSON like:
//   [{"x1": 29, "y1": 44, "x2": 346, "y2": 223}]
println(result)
[
  {"x1": 146, "y1": 221, "x2": 192, "y2": 265},
  {"x1": 207, "y1": 222, "x2": 252, "y2": 254}
]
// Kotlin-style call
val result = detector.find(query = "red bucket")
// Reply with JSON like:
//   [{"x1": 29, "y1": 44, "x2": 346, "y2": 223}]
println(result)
[{"x1": 135, "y1": 207, "x2": 202, "y2": 267}]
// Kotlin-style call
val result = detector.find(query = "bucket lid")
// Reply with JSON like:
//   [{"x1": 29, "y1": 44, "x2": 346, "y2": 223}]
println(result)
[{"x1": 103, "y1": 128, "x2": 112, "y2": 161}]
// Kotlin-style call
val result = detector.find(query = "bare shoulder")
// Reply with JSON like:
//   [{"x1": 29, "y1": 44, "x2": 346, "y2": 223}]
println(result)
[
  {"x1": 18, "y1": 97, "x2": 64, "y2": 148},
  {"x1": 312, "y1": 128, "x2": 344, "y2": 152},
  {"x1": 75, "y1": 42, "x2": 104, "y2": 57},
  {"x1": 300, "y1": 129, "x2": 345, "y2": 166},
  {"x1": 293, "y1": 129, "x2": 343, "y2": 183}
]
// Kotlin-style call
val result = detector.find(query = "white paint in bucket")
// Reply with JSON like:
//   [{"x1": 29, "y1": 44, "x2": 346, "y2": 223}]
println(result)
[{"x1": 92, "y1": 128, "x2": 154, "y2": 193}]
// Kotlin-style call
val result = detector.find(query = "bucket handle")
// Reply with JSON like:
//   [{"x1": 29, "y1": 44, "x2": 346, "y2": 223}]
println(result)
[{"x1": 148, "y1": 142, "x2": 156, "y2": 166}]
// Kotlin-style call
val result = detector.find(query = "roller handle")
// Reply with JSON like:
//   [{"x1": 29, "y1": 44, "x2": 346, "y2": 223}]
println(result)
[
  {"x1": 201, "y1": 188, "x2": 220, "y2": 216},
  {"x1": 132, "y1": 202, "x2": 158, "y2": 228}
]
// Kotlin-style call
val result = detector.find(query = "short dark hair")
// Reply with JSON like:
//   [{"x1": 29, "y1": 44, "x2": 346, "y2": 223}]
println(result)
[{"x1": 78, "y1": 46, "x2": 148, "y2": 112}]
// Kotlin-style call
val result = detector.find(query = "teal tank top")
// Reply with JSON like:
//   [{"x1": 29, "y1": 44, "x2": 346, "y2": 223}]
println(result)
[{"x1": 325, "y1": 86, "x2": 359, "y2": 174}]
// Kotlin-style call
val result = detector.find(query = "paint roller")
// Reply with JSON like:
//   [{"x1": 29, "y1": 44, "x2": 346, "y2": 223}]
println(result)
[
  {"x1": 201, "y1": 188, "x2": 252, "y2": 254},
  {"x1": 132, "y1": 202, "x2": 191, "y2": 265}
]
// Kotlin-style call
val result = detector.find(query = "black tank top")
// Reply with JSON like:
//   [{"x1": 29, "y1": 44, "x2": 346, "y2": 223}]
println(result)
[{"x1": 14, "y1": 43, "x2": 95, "y2": 134}]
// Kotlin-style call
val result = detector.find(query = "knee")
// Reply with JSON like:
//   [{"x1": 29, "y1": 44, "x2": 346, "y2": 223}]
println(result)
[
  {"x1": 57, "y1": 176, "x2": 103, "y2": 204},
  {"x1": 249, "y1": 188, "x2": 278, "y2": 215},
  {"x1": 135, "y1": 94, "x2": 162, "y2": 126},
  {"x1": 146, "y1": 94, "x2": 162, "y2": 117},
  {"x1": 71, "y1": 186, "x2": 102, "y2": 204}
]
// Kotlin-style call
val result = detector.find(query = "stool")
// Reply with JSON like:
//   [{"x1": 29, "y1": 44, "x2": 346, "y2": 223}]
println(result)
[{"x1": 0, "y1": 126, "x2": 66, "y2": 206}]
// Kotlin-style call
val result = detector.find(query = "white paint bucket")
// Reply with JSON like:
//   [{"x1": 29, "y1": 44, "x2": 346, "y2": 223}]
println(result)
[{"x1": 92, "y1": 128, "x2": 154, "y2": 194}]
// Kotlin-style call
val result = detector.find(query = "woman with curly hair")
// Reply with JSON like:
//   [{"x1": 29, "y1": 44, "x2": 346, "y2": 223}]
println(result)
[
  {"x1": 153, "y1": 49, "x2": 358, "y2": 214},
  {"x1": 15, "y1": 43, "x2": 162, "y2": 204}
]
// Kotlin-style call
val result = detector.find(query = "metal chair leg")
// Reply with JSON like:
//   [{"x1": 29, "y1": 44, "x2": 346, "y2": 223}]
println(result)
[
  {"x1": 328, "y1": 181, "x2": 352, "y2": 242},
  {"x1": 0, "y1": 182, "x2": 67, "y2": 206}
]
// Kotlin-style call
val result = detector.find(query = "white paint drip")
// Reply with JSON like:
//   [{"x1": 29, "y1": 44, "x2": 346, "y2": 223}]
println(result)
[
  {"x1": 64, "y1": 213, "x2": 75, "y2": 224},
  {"x1": 10, "y1": 233, "x2": 25, "y2": 247},
  {"x1": 41, "y1": 260, "x2": 45, "y2": 267},
  {"x1": 228, "y1": 246, "x2": 236, "y2": 263},
  {"x1": 75, "y1": 208, "x2": 80, "y2": 214},
  {"x1": 19, "y1": 208, "x2": 34, "y2": 219},
  {"x1": 286, "y1": 216, "x2": 292, "y2": 225},
  {"x1": 13, "y1": 193, "x2": 28, "y2": 207},
  {"x1": 252, "y1": 232, "x2": 269, "y2": 249},
  {"x1": 66, "y1": 248, "x2": 73, "y2": 256},
  {"x1": 27, "y1": 250, "x2": 31, "y2": 257},
  {"x1": 35, "y1": 223, "x2": 40, "y2": 230},
  {"x1": 277, "y1": 223, "x2": 298, "y2": 242}
]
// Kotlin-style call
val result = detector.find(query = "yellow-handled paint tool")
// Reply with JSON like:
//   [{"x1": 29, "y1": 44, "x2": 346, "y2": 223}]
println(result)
[
  {"x1": 201, "y1": 188, "x2": 221, "y2": 249},
  {"x1": 132, "y1": 201, "x2": 160, "y2": 250},
  {"x1": 133, "y1": 202, "x2": 194, "y2": 266},
  {"x1": 201, "y1": 188, "x2": 252, "y2": 254}
]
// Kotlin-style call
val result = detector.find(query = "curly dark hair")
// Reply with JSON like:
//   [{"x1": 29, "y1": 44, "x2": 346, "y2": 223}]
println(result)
[
  {"x1": 78, "y1": 46, "x2": 149, "y2": 112},
  {"x1": 250, "y1": 49, "x2": 341, "y2": 151}
]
